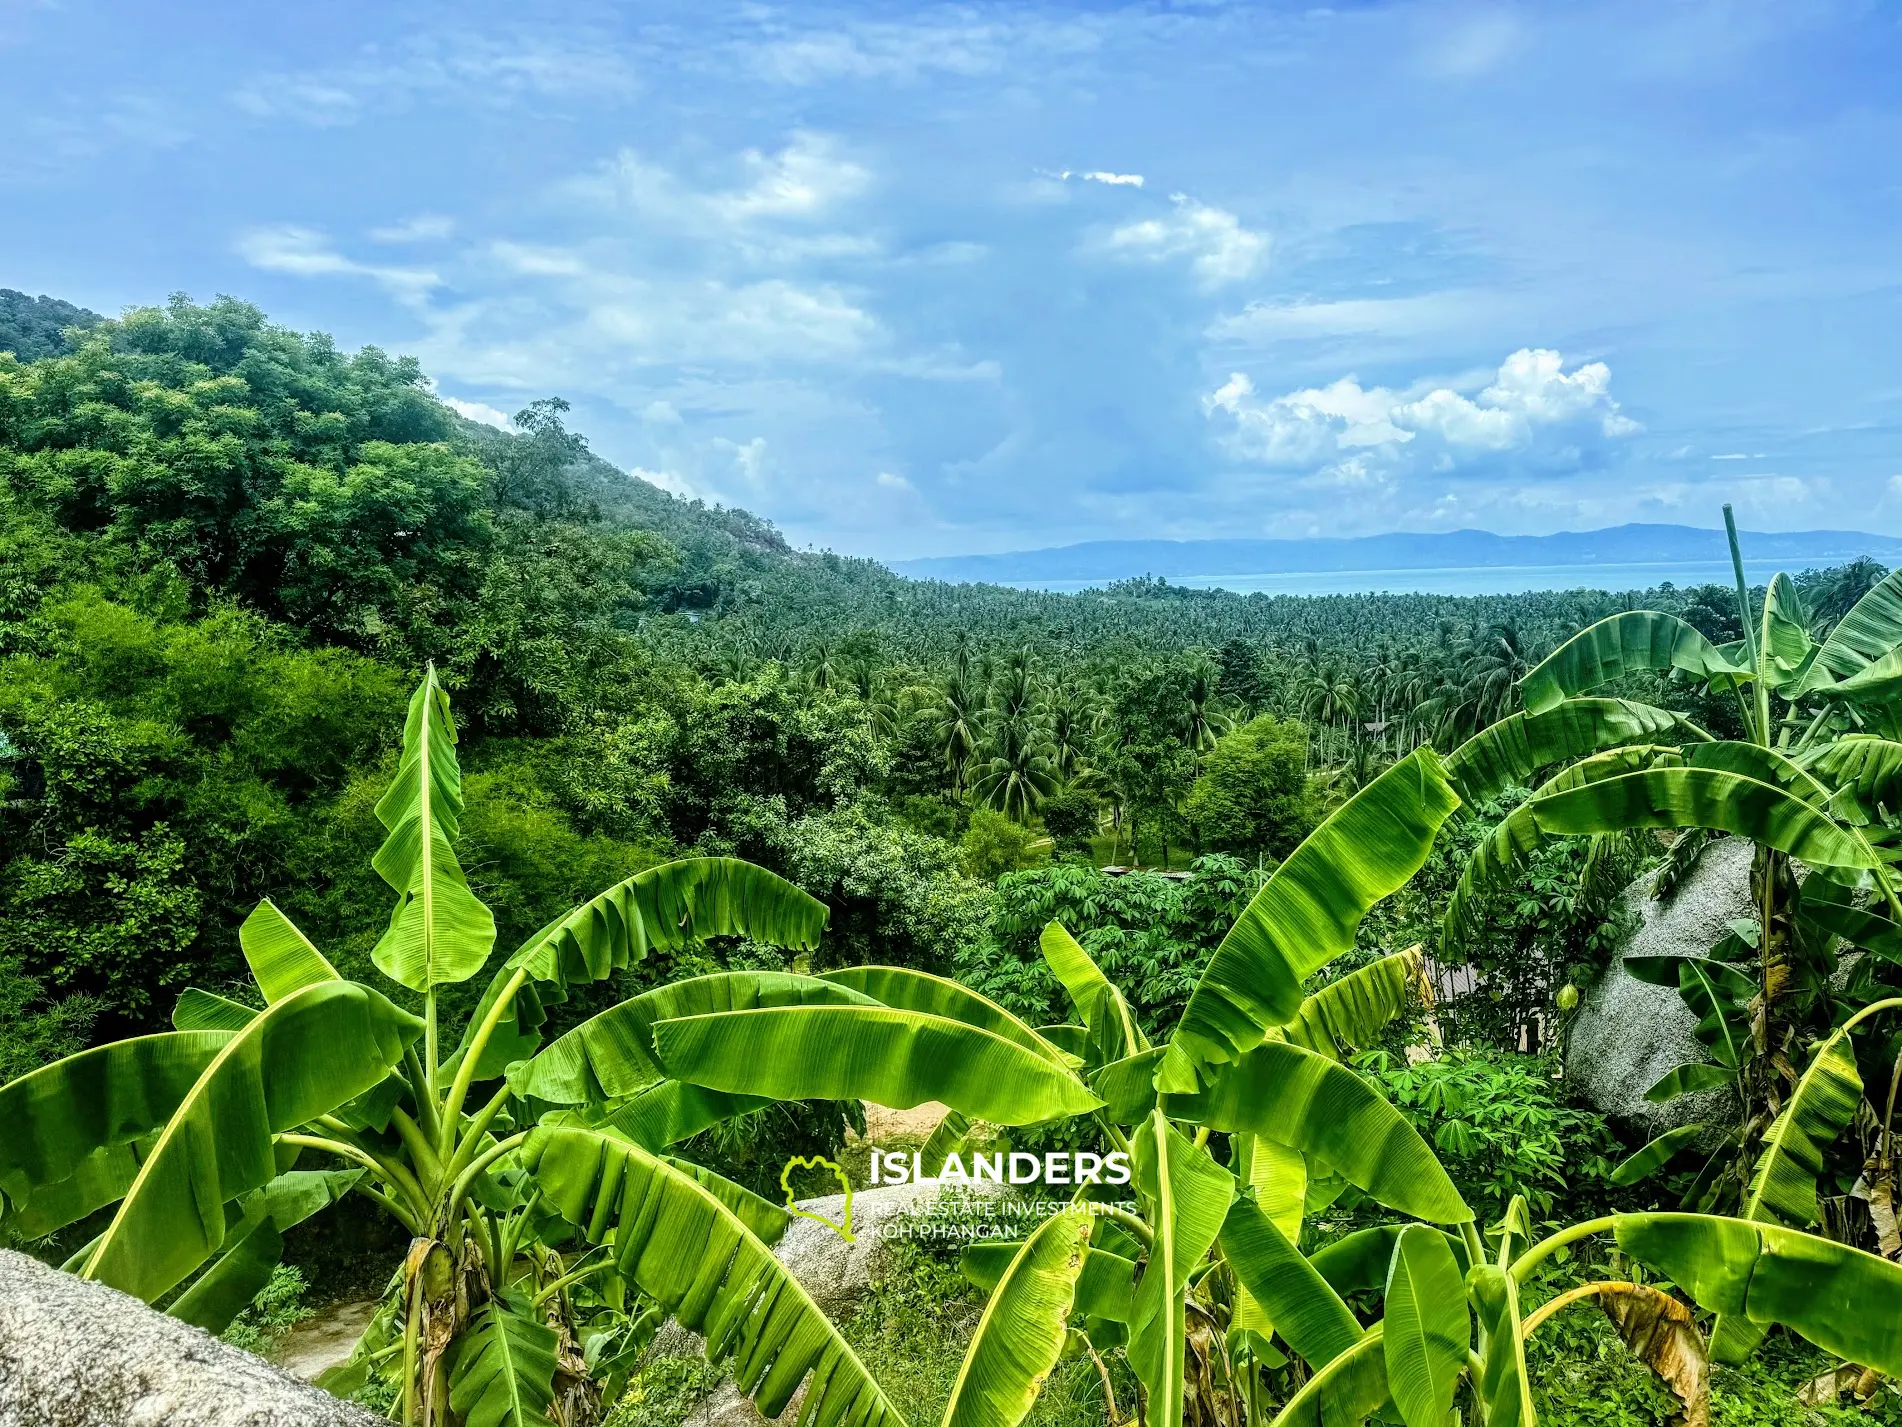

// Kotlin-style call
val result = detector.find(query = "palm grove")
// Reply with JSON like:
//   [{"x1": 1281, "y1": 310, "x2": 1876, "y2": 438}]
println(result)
[{"x1": 1, "y1": 293, "x2": 1900, "y2": 1426}]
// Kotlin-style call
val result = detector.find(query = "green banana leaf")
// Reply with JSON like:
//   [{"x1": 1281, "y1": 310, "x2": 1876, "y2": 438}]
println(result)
[
  {"x1": 1469, "y1": 1264, "x2": 1534, "y2": 1427},
  {"x1": 1519, "y1": 611, "x2": 1746, "y2": 716},
  {"x1": 1624, "y1": 956, "x2": 1751, "y2": 1069},
  {"x1": 1759, "y1": 574, "x2": 1820, "y2": 697},
  {"x1": 1090, "y1": 1048, "x2": 1166, "y2": 1124},
  {"x1": 1802, "y1": 735, "x2": 1902, "y2": 810},
  {"x1": 1445, "y1": 698, "x2": 1703, "y2": 806},
  {"x1": 1530, "y1": 767, "x2": 1877, "y2": 870},
  {"x1": 1609, "y1": 1126, "x2": 1707, "y2": 1186},
  {"x1": 510, "y1": 971, "x2": 878, "y2": 1104},
  {"x1": 1308, "y1": 1226, "x2": 1467, "y2": 1298},
  {"x1": 652, "y1": 1004, "x2": 1101, "y2": 1125},
  {"x1": 662, "y1": 1156, "x2": 792, "y2": 1244},
  {"x1": 599, "y1": 1080, "x2": 771, "y2": 1151},
  {"x1": 1040, "y1": 922, "x2": 1147, "y2": 1059},
  {"x1": 1646, "y1": 1063, "x2": 1734, "y2": 1102},
  {"x1": 1815, "y1": 569, "x2": 1902, "y2": 676},
  {"x1": 449, "y1": 1290, "x2": 560, "y2": 1427},
  {"x1": 920, "y1": 1110, "x2": 975, "y2": 1178},
  {"x1": 1229, "y1": 1133, "x2": 1306, "y2": 1341},
  {"x1": 1615, "y1": 1213, "x2": 1902, "y2": 1376},
  {"x1": 821, "y1": 966, "x2": 1073, "y2": 1065},
  {"x1": 369, "y1": 667, "x2": 496, "y2": 990},
  {"x1": 1162, "y1": 1040, "x2": 1470, "y2": 1224},
  {"x1": 959, "y1": 1243, "x2": 1137, "y2": 1323},
  {"x1": 1163, "y1": 748, "x2": 1460, "y2": 1091},
  {"x1": 1282, "y1": 950, "x2": 1427, "y2": 1062},
  {"x1": 1128, "y1": 1111, "x2": 1234, "y2": 1427},
  {"x1": 1798, "y1": 872, "x2": 1902, "y2": 961},
  {"x1": 239, "y1": 899, "x2": 340, "y2": 1003},
  {"x1": 941, "y1": 1209, "x2": 1094, "y2": 1427},
  {"x1": 524, "y1": 1124, "x2": 904, "y2": 1427},
  {"x1": 452, "y1": 857, "x2": 831, "y2": 1079},
  {"x1": 167, "y1": 1168, "x2": 362, "y2": 1333},
  {"x1": 1383, "y1": 1225, "x2": 1468, "y2": 1427},
  {"x1": 1741, "y1": 1024, "x2": 1861, "y2": 1229},
  {"x1": 1219, "y1": 1193, "x2": 1361, "y2": 1371},
  {"x1": 0, "y1": 1030, "x2": 233, "y2": 1225},
  {"x1": 80, "y1": 981, "x2": 421, "y2": 1303},
  {"x1": 1268, "y1": 1331, "x2": 1391, "y2": 1427},
  {"x1": 171, "y1": 989, "x2": 258, "y2": 1031}
]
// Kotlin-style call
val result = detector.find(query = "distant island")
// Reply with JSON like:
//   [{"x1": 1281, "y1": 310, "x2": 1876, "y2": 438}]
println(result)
[{"x1": 893, "y1": 523, "x2": 1902, "y2": 593}]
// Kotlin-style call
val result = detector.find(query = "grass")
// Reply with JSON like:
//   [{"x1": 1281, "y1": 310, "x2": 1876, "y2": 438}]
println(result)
[{"x1": 221, "y1": 1264, "x2": 317, "y2": 1361}]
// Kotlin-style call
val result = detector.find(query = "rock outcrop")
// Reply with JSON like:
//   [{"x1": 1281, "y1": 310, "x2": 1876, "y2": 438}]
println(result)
[
  {"x1": 1566, "y1": 835, "x2": 1751, "y2": 1136},
  {"x1": 0, "y1": 1249, "x2": 383, "y2": 1427}
]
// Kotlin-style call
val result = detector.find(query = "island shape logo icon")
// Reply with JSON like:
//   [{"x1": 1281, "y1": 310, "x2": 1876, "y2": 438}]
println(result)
[{"x1": 780, "y1": 1155, "x2": 855, "y2": 1243}]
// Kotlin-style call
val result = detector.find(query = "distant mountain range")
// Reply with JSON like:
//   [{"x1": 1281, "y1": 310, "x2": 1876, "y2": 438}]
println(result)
[{"x1": 892, "y1": 524, "x2": 1902, "y2": 587}]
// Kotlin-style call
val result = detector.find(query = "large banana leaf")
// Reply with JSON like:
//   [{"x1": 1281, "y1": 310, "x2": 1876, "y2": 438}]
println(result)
[
  {"x1": 1624, "y1": 955, "x2": 1752, "y2": 1070},
  {"x1": 80, "y1": 981, "x2": 421, "y2": 1303},
  {"x1": 1520, "y1": 611, "x2": 1745, "y2": 716},
  {"x1": 167, "y1": 1168, "x2": 362, "y2": 1333},
  {"x1": 0, "y1": 1030, "x2": 233, "y2": 1226},
  {"x1": 1383, "y1": 1225, "x2": 1467, "y2": 1427},
  {"x1": 1801, "y1": 736, "x2": 1902, "y2": 816},
  {"x1": 1161, "y1": 1040, "x2": 1469, "y2": 1224},
  {"x1": 172, "y1": 989, "x2": 259, "y2": 1031},
  {"x1": 1469, "y1": 1264, "x2": 1534, "y2": 1427},
  {"x1": 821, "y1": 966, "x2": 1072, "y2": 1065},
  {"x1": 1529, "y1": 768, "x2": 1876, "y2": 870},
  {"x1": 1615, "y1": 1213, "x2": 1902, "y2": 1376},
  {"x1": 1742, "y1": 1024, "x2": 1861, "y2": 1229},
  {"x1": 1798, "y1": 873, "x2": 1902, "y2": 962},
  {"x1": 1445, "y1": 698, "x2": 1702, "y2": 806},
  {"x1": 370, "y1": 668, "x2": 496, "y2": 990},
  {"x1": 1219, "y1": 1193, "x2": 1361, "y2": 1370},
  {"x1": 1268, "y1": 1332, "x2": 1390, "y2": 1427},
  {"x1": 239, "y1": 899, "x2": 339, "y2": 1003},
  {"x1": 1040, "y1": 922, "x2": 1146, "y2": 1060},
  {"x1": 1308, "y1": 1226, "x2": 1467, "y2": 1297},
  {"x1": 524, "y1": 1124, "x2": 903, "y2": 1427},
  {"x1": 510, "y1": 972, "x2": 878, "y2": 1104},
  {"x1": 1162, "y1": 749, "x2": 1460, "y2": 1092},
  {"x1": 663, "y1": 1155, "x2": 793, "y2": 1244},
  {"x1": 653, "y1": 1004, "x2": 1101, "y2": 1125},
  {"x1": 599, "y1": 1081, "x2": 770, "y2": 1152},
  {"x1": 452, "y1": 857, "x2": 831, "y2": 1078},
  {"x1": 1128, "y1": 1112, "x2": 1234, "y2": 1427},
  {"x1": 449, "y1": 1291, "x2": 560, "y2": 1427},
  {"x1": 959, "y1": 1242, "x2": 1137, "y2": 1323},
  {"x1": 1810, "y1": 646, "x2": 1902, "y2": 706},
  {"x1": 1282, "y1": 950, "x2": 1427, "y2": 1062},
  {"x1": 1609, "y1": 1125, "x2": 1706, "y2": 1186},
  {"x1": 1815, "y1": 568, "x2": 1902, "y2": 677},
  {"x1": 942, "y1": 1208, "x2": 1094, "y2": 1427},
  {"x1": 1759, "y1": 573, "x2": 1820, "y2": 697},
  {"x1": 1229, "y1": 1133, "x2": 1306, "y2": 1340},
  {"x1": 1091, "y1": 1048, "x2": 1166, "y2": 1124},
  {"x1": 1646, "y1": 1063, "x2": 1734, "y2": 1102}
]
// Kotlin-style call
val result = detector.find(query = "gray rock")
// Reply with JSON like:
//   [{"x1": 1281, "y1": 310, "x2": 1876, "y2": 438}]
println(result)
[
  {"x1": 275, "y1": 1299, "x2": 379, "y2": 1383},
  {"x1": 1566, "y1": 835, "x2": 1750, "y2": 1136},
  {"x1": 0, "y1": 1249, "x2": 382, "y2": 1427}
]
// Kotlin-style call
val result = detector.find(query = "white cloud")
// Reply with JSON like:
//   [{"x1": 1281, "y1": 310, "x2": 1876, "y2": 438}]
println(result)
[
  {"x1": 1205, "y1": 348, "x2": 1640, "y2": 479},
  {"x1": 1060, "y1": 169, "x2": 1144, "y2": 187},
  {"x1": 1208, "y1": 291, "x2": 1489, "y2": 342},
  {"x1": 371, "y1": 214, "x2": 455, "y2": 243},
  {"x1": 440, "y1": 396, "x2": 513, "y2": 429},
  {"x1": 579, "y1": 132, "x2": 869, "y2": 234},
  {"x1": 1711, "y1": 451, "x2": 1767, "y2": 460},
  {"x1": 1107, "y1": 195, "x2": 1267, "y2": 288},
  {"x1": 738, "y1": 13, "x2": 1103, "y2": 86},
  {"x1": 235, "y1": 224, "x2": 440, "y2": 305},
  {"x1": 631, "y1": 466, "x2": 705, "y2": 501},
  {"x1": 876, "y1": 470, "x2": 913, "y2": 490}
]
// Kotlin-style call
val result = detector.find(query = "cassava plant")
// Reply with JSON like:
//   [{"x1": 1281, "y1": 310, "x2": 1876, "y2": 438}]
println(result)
[
  {"x1": 1438, "y1": 505, "x2": 1902, "y2": 1274},
  {"x1": 0, "y1": 666, "x2": 903, "y2": 1427},
  {"x1": 647, "y1": 744, "x2": 1902, "y2": 1426}
]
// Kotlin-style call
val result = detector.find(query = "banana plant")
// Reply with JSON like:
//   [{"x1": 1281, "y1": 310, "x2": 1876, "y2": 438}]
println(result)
[
  {"x1": 1440, "y1": 506, "x2": 1902, "y2": 1233},
  {"x1": 0, "y1": 666, "x2": 896, "y2": 1427},
  {"x1": 653, "y1": 741, "x2": 1902, "y2": 1425}
]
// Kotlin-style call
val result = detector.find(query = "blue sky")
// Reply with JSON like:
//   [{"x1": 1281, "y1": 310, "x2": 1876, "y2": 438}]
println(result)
[{"x1": 5, "y1": 1, "x2": 1902, "y2": 560}]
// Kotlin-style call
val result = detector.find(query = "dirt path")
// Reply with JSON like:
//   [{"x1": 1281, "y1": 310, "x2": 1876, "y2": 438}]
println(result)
[{"x1": 277, "y1": 1298, "x2": 380, "y2": 1381}]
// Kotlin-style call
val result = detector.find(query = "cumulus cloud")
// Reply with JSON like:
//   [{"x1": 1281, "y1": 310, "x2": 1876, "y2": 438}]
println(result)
[
  {"x1": 1205, "y1": 348, "x2": 1640, "y2": 480},
  {"x1": 236, "y1": 224, "x2": 440, "y2": 305},
  {"x1": 440, "y1": 396, "x2": 513, "y2": 429},
  {"x1": 579, "y1": 131, "x2": 869, "y2": 231},
  {"x1": 1107, "y1": 194, "x2": 1266, "y2": 288},
  {"x1": 1059, "y1": 169, "x2": 1144, "y2": 187}
]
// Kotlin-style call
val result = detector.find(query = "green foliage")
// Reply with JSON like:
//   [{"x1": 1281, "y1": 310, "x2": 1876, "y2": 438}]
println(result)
[
  {"x1": 1357, "y1": 1048, "x2": 1620, "y2": 1221},
  {"x1": 962, "y1": 809, "x2": 1046, "y2": 882},
  {"x1": 1183, "y1": 714, "x2": 1314, "y2": 860},
  {"x1": 219, "y1": 1263, "x2": 315, "y2": 1359},
  {"x1": 1038, "y1": 790, "x2": 1099, "y2": 857}
]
